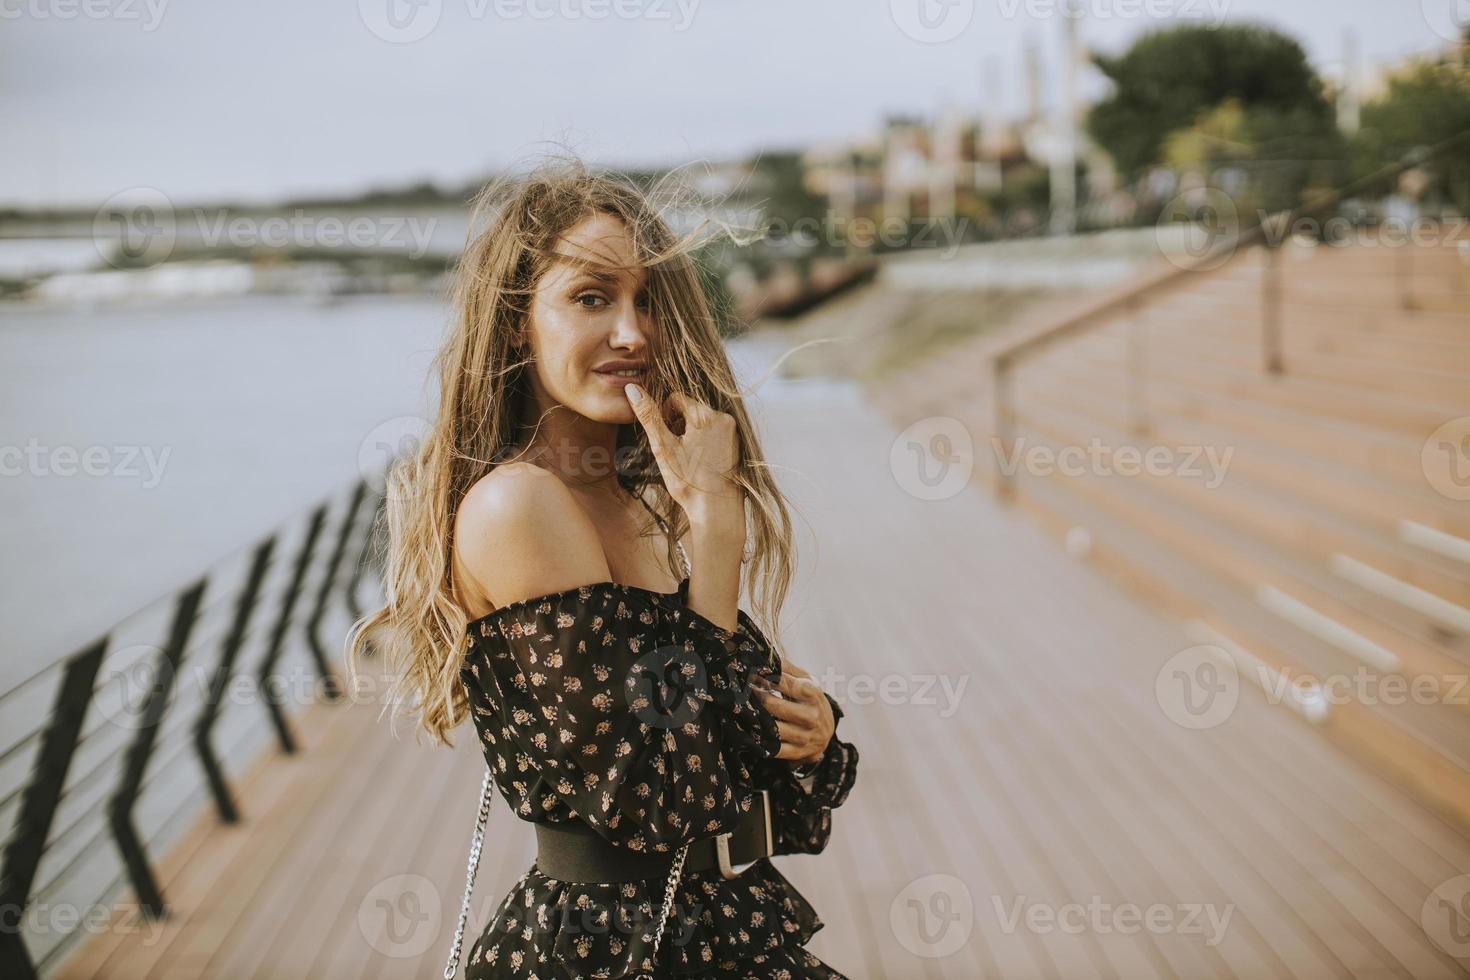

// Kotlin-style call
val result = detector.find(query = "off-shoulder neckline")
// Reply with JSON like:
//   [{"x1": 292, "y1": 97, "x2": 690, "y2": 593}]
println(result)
[{"x1": 464, "y1": 576, "x2": 689, "y2": 634}]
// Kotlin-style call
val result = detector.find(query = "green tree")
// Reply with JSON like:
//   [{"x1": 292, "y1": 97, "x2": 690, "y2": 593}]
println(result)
[
  {"x1": 1087, "y1": 24, "x2": 1338, "y2": 182},
  {"x1": 1351, "y1": 41, "x2": 1470, "y2": 212}
]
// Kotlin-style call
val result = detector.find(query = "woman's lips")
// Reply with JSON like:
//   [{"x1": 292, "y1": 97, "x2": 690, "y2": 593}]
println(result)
[{"x1": 594, "y1": 369, "x2": 647, "y2": 385}]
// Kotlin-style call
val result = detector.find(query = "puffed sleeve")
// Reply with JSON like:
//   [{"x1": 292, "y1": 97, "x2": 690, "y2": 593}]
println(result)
[
  {"x1": 751, "y1": 687, "x2": 859, "y2": 856},
  {"x1": 460, "y1": 579, "x2": 783, "y2": 854},
  {"x1": 712, "y1": 607, "x2": 858, "y2": 856}
]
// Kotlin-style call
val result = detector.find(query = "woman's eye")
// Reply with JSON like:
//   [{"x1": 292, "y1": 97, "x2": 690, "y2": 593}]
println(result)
[{"x1": 575, "y1": 293, "x2": 607, "y2": 309}]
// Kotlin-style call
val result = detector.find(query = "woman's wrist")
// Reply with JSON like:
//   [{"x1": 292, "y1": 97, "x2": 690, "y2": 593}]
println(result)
[
  {"x1": 683, "y1": 489, "x2": 744, "y2": 531},
  {"x1": 684, "y1": 499, "x2": 745, "y2": 633}
]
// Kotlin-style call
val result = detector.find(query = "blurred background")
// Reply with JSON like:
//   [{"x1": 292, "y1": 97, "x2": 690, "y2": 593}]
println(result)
[{"x1": 4, "y1": 1, "x2": 1470, "y2": 977}]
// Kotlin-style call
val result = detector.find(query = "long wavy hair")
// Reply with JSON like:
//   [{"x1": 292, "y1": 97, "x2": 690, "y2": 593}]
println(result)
[{"x1": 346, "y1": 155, "x2": 798, "y2": 746}]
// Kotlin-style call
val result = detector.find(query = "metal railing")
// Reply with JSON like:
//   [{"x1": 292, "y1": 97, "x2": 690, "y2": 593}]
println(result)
[
  {"x1": 0, "y1": 475, "x2": 385, "y2": 978},
  {"x1": 990, "y1": 132, "x2": 1470, "y2": 500}
]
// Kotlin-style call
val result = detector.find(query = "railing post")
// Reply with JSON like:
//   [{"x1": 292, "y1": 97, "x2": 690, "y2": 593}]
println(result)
[
  {"x1": 1261, "y1": 241, "x2": 1284, "y2": 375},
  {"x1": 1125, "y1": 294, "x2": 1150, "y2": 436},
  {"x1": 258, "y1": 505, "x2": 328, "y2": 754},
  {"x1": 194, "y1": 539, "x2": 275, "y2": 824},
  {"x1": 109, "y1": 579, "x2": 207, "y2": 920},
  {"x1": 992, "y1": 356, "x2": 1016, "y2": 501},
  {"x1": 306, "y1": 481, "x2": 369, "y2": 701},
  {"x1": 1395, "y1": 237, "x2": 1416, "y2": 311},
  {"x1": 0, "y1": 640, "x2": 107, "y2": 980}
]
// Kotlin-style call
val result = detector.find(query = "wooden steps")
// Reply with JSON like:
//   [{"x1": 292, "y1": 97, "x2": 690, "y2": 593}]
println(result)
[
  {"x1": 1012, "y1": 463, "x2": 1470, "y2": 836},
  {"x1": 1013, "y1": 394, "x2": 1470, "y2": 662},
  {"x1": 992, "y1": 234, "x2": 1470, "y2": 832}
]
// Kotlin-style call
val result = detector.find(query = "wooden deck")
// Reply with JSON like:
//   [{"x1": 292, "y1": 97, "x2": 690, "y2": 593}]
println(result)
[{"x1": 56, "y1": 342, "x2": 1470, "y2": 978}]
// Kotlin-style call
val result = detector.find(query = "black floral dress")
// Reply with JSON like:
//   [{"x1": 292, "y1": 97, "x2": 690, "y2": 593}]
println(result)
[{"x1": 458, "y1": 577, "x2": 859, "y2": 979}]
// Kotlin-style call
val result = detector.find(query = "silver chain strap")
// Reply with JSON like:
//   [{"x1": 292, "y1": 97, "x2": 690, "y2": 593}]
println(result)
[
  {"x1": 443, "y1": 527, "x2": 695, "y2": 979},
  {"x1": 444, "y1": 767, "x2": 494, "y2": 980},
  {"x1": 638, "y1": 841, "x2": 689, "y2": 978},
  {"x1": 632, "y1": 531, "x2": 694, "y2": 978}
]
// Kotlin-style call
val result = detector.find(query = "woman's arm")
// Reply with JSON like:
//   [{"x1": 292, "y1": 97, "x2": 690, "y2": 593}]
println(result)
[{"x1": 685, "y1": 499, "x2": 745, "y2": 634}]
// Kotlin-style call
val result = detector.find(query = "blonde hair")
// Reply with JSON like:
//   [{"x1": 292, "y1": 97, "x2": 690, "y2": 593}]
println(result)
[{"x1": 346, "y1": 153, "x2": 798, "y2": 746}]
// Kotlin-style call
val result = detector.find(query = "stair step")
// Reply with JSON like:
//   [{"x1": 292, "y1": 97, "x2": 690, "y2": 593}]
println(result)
[
  {"x1": 1010, "y1": 466, "x2": 1470, "y2": 835},
  {"x1": 1013, "y1": 394, "x2": 1470, "y2": 659}
]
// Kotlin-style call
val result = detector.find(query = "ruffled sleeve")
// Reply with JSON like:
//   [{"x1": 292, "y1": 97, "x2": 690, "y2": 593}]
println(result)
[
  {"x1": 756, "y1": 689, "x2": 859, "y2": 856},
  {"x1": 460, "y1": 578, "x2": 783, "y2": 854},
  {"x1": 724, "y1": 611, "x2": 859, "y2": 857}
]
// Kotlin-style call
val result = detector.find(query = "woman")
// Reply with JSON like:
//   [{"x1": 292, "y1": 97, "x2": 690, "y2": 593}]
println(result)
[{"x1": 349, "y1": 158, "x2": 858, "y2": 979}]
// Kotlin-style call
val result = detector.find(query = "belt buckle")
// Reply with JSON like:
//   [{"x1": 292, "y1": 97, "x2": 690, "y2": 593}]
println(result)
[{"x1": 716, "y1": 790, "x2": 772, "y2": 879}]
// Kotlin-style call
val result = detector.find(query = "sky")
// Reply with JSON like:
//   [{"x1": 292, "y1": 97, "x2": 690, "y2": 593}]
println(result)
[{"x1": 1, "y1": 0, "x2": 1461, "y2": 207}]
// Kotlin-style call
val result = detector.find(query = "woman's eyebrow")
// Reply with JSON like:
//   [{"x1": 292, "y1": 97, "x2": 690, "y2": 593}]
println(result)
[{"x1": 551, "y1": 255, "x2": 646, "y2": 287}]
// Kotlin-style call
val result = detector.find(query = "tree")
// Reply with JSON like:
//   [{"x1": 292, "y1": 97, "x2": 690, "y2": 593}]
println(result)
[
  {"x1": 1087, "y1": 24, "x2": 1338, "y2": 182},
  {"x1": 1351, "y1": 41, "x2": 1470, "y2": 212}
]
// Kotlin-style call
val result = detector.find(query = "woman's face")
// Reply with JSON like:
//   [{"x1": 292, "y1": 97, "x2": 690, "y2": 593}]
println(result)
[{"x1": 523, "y1": 212, "x2": 653, "y2": 426}]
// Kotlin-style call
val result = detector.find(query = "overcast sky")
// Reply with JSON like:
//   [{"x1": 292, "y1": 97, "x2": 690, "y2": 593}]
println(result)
[{"x1": 1, "y1": 0, "x2": 1460, "y2": 207}]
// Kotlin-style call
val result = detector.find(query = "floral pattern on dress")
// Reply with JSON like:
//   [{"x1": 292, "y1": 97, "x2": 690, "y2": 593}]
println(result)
[{"x1": 458, "y1": 577, "x2": 859, "y2": 979}]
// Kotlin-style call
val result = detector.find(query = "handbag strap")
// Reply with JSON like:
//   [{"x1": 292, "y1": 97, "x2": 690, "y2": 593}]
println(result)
[
  {"x1": 638, "y1": 504, "x2": 693, "y2": 978},
  {"x1": 444, "y1": 523, "x2": 695, "y2": 979},
  {"x1": 443, "y1": 766, "x2": 494, "y2": 980}
]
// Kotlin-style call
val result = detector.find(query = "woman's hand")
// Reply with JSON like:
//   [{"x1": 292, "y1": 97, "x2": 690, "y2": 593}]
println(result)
[
  {"x1": 753, "y1": 659, "x2": 835, "y2": 766},
  {"x1": 624, "y1": 383, "x2": 742, "y2": 522}
]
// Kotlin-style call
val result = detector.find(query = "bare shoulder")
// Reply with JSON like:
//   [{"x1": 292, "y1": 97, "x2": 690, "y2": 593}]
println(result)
[{"x1": 454, "y1": 463, "x2": 611, "y2": 612}]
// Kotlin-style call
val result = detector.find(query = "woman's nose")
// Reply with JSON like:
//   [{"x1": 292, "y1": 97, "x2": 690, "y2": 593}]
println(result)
[{"x1": 609, "y1": 299, "x2": 649, "y2": 350}]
